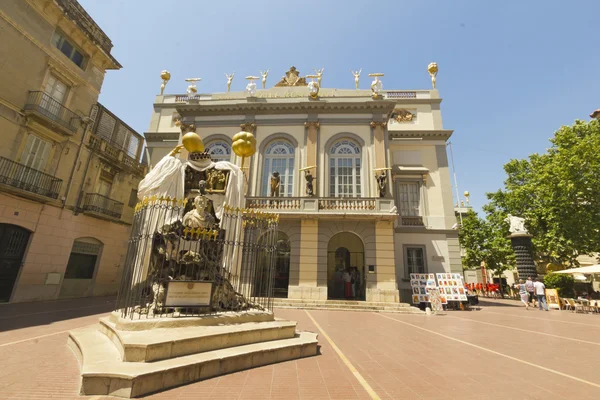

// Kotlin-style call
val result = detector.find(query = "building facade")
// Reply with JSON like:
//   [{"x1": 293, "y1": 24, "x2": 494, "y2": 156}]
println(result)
[
  {"x1": 145, "y1": 67, "x2": 461, "y2": 303},
  {"x1": 0, "y1": 0, "x2": 145, "y2": 302}
]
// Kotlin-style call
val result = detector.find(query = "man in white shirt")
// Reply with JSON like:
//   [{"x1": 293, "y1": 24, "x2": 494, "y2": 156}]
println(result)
[{"x1": 533, "y1": 278, "x2": 549, "y2": 311}]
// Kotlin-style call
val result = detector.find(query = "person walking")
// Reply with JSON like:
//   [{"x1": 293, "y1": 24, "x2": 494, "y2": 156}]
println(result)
[
  {"x1": 533, "y1": 278, "x2": 549, "y2": 311},
  {"x1": 525, "y1": 276, "x2": 536, "y2": 307},
  {"x1": 516, "y1": 279, "x2": 529, "y2": 309}
]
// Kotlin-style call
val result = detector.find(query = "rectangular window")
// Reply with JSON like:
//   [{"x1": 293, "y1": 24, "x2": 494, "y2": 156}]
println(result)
[
  {"x1": 397, "y1": 182, "x2": 421, "y2": 216},
  {"x1": 51, "y1": 31, "x2": 87, "y2": 69},
  {"x1": 405, "y1": 246, "x2": 426, "y2": 276},
  {"x1": 23, "y1": 135, "x2": 51, "y2": 171},
  {"x1": 128, "y1": 189, "x2": 138, "y2": 207}
]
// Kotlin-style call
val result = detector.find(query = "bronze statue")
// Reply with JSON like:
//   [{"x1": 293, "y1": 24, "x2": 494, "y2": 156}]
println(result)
[
  {"x1": 377, "y1": 171, "x2": 387, "y2": 198},
  {"x1": 270, "y1": 171, "x2": 280, "y2": 197},
  {"x1": 305, "y1": 170, "x2": 314, "y2": 196}
]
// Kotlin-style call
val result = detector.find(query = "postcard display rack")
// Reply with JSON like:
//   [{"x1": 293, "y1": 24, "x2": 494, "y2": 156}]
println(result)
[{"x1": 410, "y1": 273, "x2": 468, "y2": 307}]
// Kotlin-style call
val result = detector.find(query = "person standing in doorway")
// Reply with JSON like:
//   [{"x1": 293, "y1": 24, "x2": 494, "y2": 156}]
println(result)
[
  {"x1": 533, "y1": 278, "x2": 549, "y2": 311},
  {"x1": 525, "y1": 276, "x2": 536, "y2": 307},
  {"x1": 343, "y1": 268, "x2": 352, "y2": 299}
]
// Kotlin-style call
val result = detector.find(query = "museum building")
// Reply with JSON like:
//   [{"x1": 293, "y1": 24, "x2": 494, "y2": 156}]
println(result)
[{"x1": 144, "y1": 67, "x2": 461, "y2": 303}]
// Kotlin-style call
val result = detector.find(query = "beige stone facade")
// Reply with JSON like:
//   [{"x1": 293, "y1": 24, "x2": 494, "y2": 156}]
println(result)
[
  {"x1": 145, "y1": 69, "x2": 461, "y2": 303},
  {"x1": 0, "y1": 0, "x2": 145, "y2": 302}
]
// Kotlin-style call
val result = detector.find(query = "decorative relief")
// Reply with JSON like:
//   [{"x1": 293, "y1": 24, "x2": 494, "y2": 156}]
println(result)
[
  {"x1": 370, "y1": 121, "x2": 387, "y2": 129},
  {"x1": 304, "y1": 122, "x2": 320, "y2": 129},
  {"x1": 274, "y1": 66, "x2": 307, "y2": 87},
  {"x1": 390, "y1": 109, "x2": 415, "y2": 123},
  {"x1": 240, "y1": 122, "x2": 256, "y2": 133}
]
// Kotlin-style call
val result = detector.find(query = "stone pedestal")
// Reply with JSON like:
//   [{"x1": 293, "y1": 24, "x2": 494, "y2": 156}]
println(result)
[{"x1": 509, "y1": 233, "x2": 537, "y2": 278}]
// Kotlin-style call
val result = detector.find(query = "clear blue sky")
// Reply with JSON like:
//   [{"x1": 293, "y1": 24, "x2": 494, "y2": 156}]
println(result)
[{"x1": 80, "y1": 0, "x2": 599, "y2": 212}]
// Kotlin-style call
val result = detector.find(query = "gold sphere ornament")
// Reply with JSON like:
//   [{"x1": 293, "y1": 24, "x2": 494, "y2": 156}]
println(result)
[
  {"x1": 160, "y1": 70, "x2": 171, "y2": 81},
  {"x1": 427, "y1": 62, "x2": 438, "y2": 89},
  {"x1": 182, "y1": 131, "x2": 205, "y2": 153},
  {"x1": 232, "y1": 131, "x2": 257, "y2": 158}
]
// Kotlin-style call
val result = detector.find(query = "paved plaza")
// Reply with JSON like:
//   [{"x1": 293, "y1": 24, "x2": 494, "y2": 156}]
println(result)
[{"x1": 1, "y1": 297, "x2": 599, "y2": 400}]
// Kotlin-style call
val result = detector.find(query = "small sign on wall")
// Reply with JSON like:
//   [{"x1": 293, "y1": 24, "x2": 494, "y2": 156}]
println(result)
[
  {"x1": 432, "y1": 255, "x2": 445, "y2": 262},
  {"x1": 368, "y1": 265, "x2": 375, "y2": 274},
  {"x1": 45, "y1": 273, "x2": 61, "y2": 285},
  {"x1": 165, "y1": 281, "x2": 213, "y2": 307}
]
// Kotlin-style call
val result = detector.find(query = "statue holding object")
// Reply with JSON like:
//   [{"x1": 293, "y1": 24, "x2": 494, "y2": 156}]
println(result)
[
  {"x1": 270, "y1": 171, "x2": 281, "y2": 197},
  {"x1": 259, "y1": 69, "x2": 269, "y2": 89},
  {"x1": 351, "y1": 69, "x2": 361, "y2": 89},
  {"x1": 374, "y1": 167, "x2": 391, "y2": 198},
  {"x1": 225, "y1": 73, "x2": 235, "y2": 92},
  {"x1": 300, "y1": 165, "x2": 316, "y2": 197}
]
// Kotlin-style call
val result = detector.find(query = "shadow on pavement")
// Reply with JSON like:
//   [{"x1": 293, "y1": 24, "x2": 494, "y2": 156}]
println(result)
[
  {"x1": 0, "y1": 296, "x2": 115, "y2": 332},
  {"x1": 478, "y1": 298, "x2": 525, "y2": 308}
]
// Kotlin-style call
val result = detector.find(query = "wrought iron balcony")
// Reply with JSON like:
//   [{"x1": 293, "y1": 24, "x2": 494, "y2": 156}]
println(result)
[
  {"x1": 23, "y1": 91, "x2": 79, "y2": 134},
  {"x1": 246, "y1": 196, "x2": 397, "y2": 219},
  {"x1": 87, "y1": 134, "x2": 145, "y2": 176},
  {"x1": 82, "y1": 193, "x2": 123, "y2": 219},
  {"x1": 400, "y1": 216, "x2": 425, "y2": 226},
  {"x1": 0, "y1": 156, "x2": 62, "y2": 199}
]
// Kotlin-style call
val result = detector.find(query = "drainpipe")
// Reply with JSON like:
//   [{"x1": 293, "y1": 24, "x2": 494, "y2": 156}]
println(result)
[
  {"x1": 73, "y1": 143, "x2": 94, "y2": 216},
  {"x1": 63, "y1": 116, "x2": 92, "y2": 209}
]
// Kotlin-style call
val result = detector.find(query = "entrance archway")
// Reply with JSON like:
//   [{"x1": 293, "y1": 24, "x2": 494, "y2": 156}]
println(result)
[
  {"x1": 327, "y1": 232, "x2": 365, "y2": 300},
  {"x1": 0, "y1": 224, "x2": 31, "y2": 302}
]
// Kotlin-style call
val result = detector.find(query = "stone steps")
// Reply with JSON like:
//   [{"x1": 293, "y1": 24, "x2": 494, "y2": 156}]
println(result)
[
  {"x1": 99, "y1": 317, "x2": 298, "y2": 362},
  {"x1": 69, "y1": 324, "x2": 318, "y2": 398},
  {"x1": 269, "y1": 299, "x2": 422, "y2": 314}
]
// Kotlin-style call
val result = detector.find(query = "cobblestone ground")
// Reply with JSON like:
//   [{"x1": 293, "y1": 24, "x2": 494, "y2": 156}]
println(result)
[{"x1": 1, "y1": 297, "x2": 600, "y2": 400}]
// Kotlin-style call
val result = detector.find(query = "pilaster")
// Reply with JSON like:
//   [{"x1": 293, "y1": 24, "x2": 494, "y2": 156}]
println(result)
[
  {"x1": 288, "y1": 218, "x2": 326, "y2": 300},
  {"x1": 367, "y1": 219, "x2": 399, "y2": 302},
  {"x1": 304, "y1": 122, "x2": 319, "y2": 196}
]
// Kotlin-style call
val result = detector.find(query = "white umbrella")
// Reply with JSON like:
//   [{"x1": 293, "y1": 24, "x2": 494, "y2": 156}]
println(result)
[{"x1": 553, "y1": 264, "x2": 600, "y2": 274}]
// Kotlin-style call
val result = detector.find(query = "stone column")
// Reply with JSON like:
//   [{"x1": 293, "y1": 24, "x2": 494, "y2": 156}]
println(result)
[
  {"x1": 368, "y1": 220, "x2": 400, "y2": 302},
  {"x1": 288, "y1": 218, "x2": 325, "y2": 300},
  {"x1": 304, "y1": 122, "x2": 320, "y2": 196},
  {"x1": 510, "y1": 233, "x2": 537, "y2": 278},
  {"x1": 370, "y1": 121, "x2": 388, "y2": 196}
]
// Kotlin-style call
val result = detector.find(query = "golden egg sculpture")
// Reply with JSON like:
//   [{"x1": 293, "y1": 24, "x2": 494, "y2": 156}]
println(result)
[
  {"x1": 182, "y1": 131, "x2": 205, "y2": 153},
  {"x1": 232, "y1": 131, "x2": 257, "y2": 158}
]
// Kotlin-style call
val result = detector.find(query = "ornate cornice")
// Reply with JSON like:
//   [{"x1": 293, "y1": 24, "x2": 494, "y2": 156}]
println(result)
[
  {"x1": 389, "y1": 130, "x2": 454, "y2": 141},
  {"x1": 370, "y1": 121, "x2": 387, "y2": 129},
  {"x1": 240, "y1": 122, "x2": 256, "y2": 133},
  {"x1": 304, "y1": 121, "x2": 320, "y2": 129},
  {"x1": 176, "y1": 99, "x2": 397, "y2": 117}
]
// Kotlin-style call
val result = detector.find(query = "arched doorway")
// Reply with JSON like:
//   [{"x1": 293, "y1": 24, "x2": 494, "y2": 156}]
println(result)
[
  {"x1": 0, "y1": 224, "x2": 31, "y2": 302},
  {"x1": 327, "y1": 232, "x2": 365, "y2": 300}
]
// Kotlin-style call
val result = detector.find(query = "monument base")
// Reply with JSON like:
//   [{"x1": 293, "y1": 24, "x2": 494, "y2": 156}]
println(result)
[
  {"x1": 509, "y1": 233, "x2": 538, "y2": 278},
  {"x1": 68, "y1": 311, "x2": 318, "y2": 398}
]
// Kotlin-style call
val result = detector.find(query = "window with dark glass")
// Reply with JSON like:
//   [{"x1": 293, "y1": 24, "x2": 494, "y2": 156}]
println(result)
[
  {"x1": 64, "y1": 240, "x2": 102, "y2": 279},
  {"x1": 405, "y1": 246, "x2": 426, "y2": 276},
  {"x1": 51, "y1": 31, "x2": 87, "y2": 69}
]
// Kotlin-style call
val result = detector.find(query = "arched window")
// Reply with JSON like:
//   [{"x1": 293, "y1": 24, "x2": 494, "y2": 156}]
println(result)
[
  {"x1": 329, "y1": 139, "x2": 362, "y2": 197},
  {"x1": 262, "y1": 140, "x2": 295, "y2": 197},
  {"x1": 205, "y1": 141, "x2": 231, "y2": 162}
]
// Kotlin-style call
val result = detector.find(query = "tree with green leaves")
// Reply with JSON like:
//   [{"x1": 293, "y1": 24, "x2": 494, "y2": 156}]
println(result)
[
  {"x1": 486, "y1": 119, "x2": 600, "y2": 266},
  {"x1": 459, "y1": 209, "x2": 515, "y2": 294}
]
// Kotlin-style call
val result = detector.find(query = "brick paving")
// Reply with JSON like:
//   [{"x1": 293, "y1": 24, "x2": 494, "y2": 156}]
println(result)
[{"x1": 1, "y1": 297, "x2": 600, "y2": 399}]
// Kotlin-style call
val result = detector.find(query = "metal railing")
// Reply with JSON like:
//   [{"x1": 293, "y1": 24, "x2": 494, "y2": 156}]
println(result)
[
  {"x1": 0, "y1": 157, "x2": 62, "y2": 199},
  {"x1": 246, "y1": 197, "x2": 383, "y2": 213},
  {"x1": 87, "y1": 133, "x2": 145, "y2": 176},
  {"x1": 400, "y1": 216, "x2": 424, "y2": 226},
  {"x1": 82, "y1": 193, "x2": 124, "y2": 219},
  {"x1": 386, "y1": 91, "x2": 417, "y2": 99},
  {"x1": 24, "y1": 91, "x2": 78, "y2": 133}
]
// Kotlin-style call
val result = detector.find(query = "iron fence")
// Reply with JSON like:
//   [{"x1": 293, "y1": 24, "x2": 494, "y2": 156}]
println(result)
[
  {"x1": 82, "y1": 193, "x2": 124, "y2": 219},
  {"x1": 0, "y1": 156, "x2": 62, "y2": 199},
  {"x1": 24, "y1": 91, "x2": 78, "y2": 133},
  {"x1": 116, "y1": 198, "x2": 279, "y2": 319}
]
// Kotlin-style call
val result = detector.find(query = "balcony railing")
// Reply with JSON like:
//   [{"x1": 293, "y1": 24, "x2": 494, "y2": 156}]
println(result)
[
  {"x1": 82, "y1": 193, "x2": 123, "y2": 219},
  {"x1": 400, "y1": 216, "x2": 424, "y2": 226},
  {"x1": 87, "y1": 133, "x2": 145, "y2": 176},
  {"x1": 23, "y1": 91, "x2": 78, "y2": 133},
  {"x1": 246, "y1": 197, "x2": 396, "y2": 217},
  {"x1": 0, "y1": 157, "x2": 62, "y2": 199}
]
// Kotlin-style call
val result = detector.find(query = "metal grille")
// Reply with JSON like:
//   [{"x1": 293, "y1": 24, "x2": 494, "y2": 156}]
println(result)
[
  {"x1": 116, "y1": 198, "x2": 279, "y2": 319},
  {"x1": 96, "y1": 111, "x2": 116, "y2": 142},
  {"x1": 71, "y1": 240, "x2": 102, "y2": 255}
]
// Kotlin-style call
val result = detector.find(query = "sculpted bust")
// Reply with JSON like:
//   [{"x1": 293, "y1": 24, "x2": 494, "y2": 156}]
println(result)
[{"x1": 504, "y1": 214, "x2": 528, "y2": 234}]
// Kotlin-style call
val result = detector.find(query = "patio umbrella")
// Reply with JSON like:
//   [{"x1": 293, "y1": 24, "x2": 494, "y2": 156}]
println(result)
[{"x1": 553, "y1": 265, "x2": 600, "y2": 274}]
